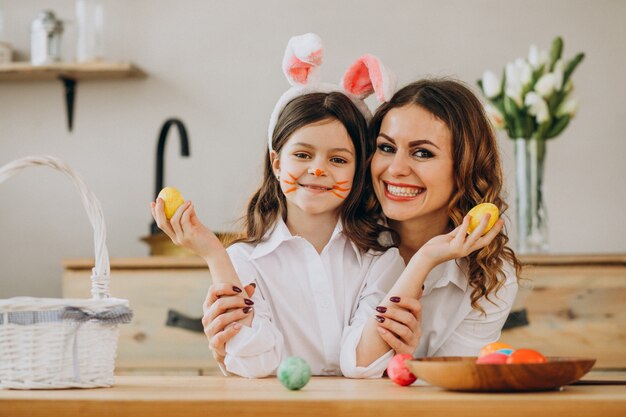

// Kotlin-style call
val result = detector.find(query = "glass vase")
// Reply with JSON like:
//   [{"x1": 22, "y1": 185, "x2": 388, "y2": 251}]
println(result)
[{"x1": 515, "y1": 137, "x2": 549, "y2": 253}]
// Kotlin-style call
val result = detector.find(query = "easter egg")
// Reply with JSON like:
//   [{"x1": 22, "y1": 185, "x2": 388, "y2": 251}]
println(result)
[
  {"x1": 277, "y1": 357, "x2": 312, "y2": 390},
  {"x1": 467, "y1": 203, "x2": 499, "y2": 235},
  {"x1": 476, "y1": 353, "x2": 508, "y2": 364},
  {"x1": 387, "y1": 353, "x2": 417, "y2": 386},
  {"x1": 506, "y1": 348, "x2": 547, "y2": 364},
  {"x1": 479, "y1": 342, "x2": 514, "y2": 357},
  {"x1": 496, "y1": 348, "x2": 515, "y2": 356},
  {"x1": 157, "y1": 187, "x2": 185, "y2": 219}
]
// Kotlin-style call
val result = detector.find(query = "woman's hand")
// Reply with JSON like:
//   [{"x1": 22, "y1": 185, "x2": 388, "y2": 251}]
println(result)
[
  {"x1": 374, "y1": 289, "x2": 423, "y2": 355},
  {"x1": 151, "y1": 199, "x2": 222, "y2": 258},
  {"x1": 201, "y1": 283, "x2": 256, "y2": 365},
  {"x1": 415, "y1": 213, "x2": 504, "y2": 268}
]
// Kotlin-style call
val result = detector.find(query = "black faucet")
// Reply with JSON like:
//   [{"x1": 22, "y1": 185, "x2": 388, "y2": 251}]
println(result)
[{"x1": 150, "y1": 118, "x2": 191, "y2": 235}]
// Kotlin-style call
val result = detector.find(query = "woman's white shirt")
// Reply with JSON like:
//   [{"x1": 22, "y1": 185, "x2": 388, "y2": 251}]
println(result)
[
  {"x1": 415, "y1": 258, "x2": 518, "y2": 357},
  {"x1": 223, "y1": 219, "x2": 405, "y2": 378}
]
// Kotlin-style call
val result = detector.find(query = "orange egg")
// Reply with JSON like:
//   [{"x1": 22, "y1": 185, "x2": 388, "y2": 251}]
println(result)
[
  {"x1": 479, "y1": 342, "x2": 514, "y2": 357},
  {"x1": 506, "y1": 348, "x2": 547, "y2": 364}
]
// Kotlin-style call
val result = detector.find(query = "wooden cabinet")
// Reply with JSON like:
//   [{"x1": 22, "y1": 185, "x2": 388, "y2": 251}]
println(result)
[
  {"x1": 63, "y1": 254, "x2": 626, "y2": 374},
  {"x1": 63, "y1": 257, "x2": 218, "y2": 375},
  {"x1": 502, "y1": 254, "x2": 626, "y2": 369}
]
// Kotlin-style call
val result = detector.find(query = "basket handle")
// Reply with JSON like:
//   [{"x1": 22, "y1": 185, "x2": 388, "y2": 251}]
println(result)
[{"x1": 0, "y1": 155, "x2": 111, "y2": 299}]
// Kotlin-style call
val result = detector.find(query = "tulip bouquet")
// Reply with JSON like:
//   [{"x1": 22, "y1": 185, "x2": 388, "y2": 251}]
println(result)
[{"x1": 477, "y1": 37, "x2": 584, "y2": 141}]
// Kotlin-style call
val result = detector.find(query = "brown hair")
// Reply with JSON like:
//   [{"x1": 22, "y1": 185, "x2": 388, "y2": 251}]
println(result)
[
  {"x1": 236, "y1": 92, "x2": 393, "y2": 253},
  {"x1": 368, "y1": 78, "x2": 522, "y2": 311}
]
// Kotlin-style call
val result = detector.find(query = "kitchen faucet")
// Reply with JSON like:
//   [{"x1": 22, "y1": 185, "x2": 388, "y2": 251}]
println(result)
[{"x1": 150, "y1": 118, "x2": 190, "y2": 235}]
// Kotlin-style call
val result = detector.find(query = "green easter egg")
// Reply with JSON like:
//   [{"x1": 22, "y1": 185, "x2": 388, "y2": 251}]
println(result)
[{"x1": 277, "y1": 356, "x2": 312, "y2": 390}]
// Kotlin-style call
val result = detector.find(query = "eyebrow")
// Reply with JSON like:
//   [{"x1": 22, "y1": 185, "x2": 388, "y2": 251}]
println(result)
[
  {"x1": 292, "y1": 142, "x2": 354, "y2": 155},
  {"x1": 378, "y1": 133, "x2": 441, "y2": 150}
]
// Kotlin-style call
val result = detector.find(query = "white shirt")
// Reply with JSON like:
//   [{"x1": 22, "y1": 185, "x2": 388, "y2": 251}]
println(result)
[
  {"x1": 223, "y1": 219, "x2": 405, "y2": 378},
  {"x1": 415, "y1": 258, "x2": 518, "y2": 357}
]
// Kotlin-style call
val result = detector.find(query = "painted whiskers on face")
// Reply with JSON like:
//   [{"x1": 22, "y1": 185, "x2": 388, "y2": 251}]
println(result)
[{"x1": 283, "y1": 172, "x2": 351, "y2": 199}]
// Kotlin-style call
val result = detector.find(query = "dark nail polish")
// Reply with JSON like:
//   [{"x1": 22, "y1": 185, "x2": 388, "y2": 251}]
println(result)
[
  {"x1": 233, "y1": 286, "x2": 242, "y2": 293},
  {"x1": 422, "y1": 284, "x2": 425, "y2": 290},
  {"x1": 390, "y1": 296, "x2": 401, "y2": 303},
  {"x1": 375, "y1": 306, "x2": 387, "y2": 313},
  {"x1": 250, "y1": 283, "x2": 257, "y2": 288},
  {"x1": 243, "y1": 307, "x2": 252, "y2": 313},
  {"x1": 244, "y1": 298, "x2": 254, "y2": 306},
  {"x1": 375, "y1": 315, "x2": 385, "y2": 323}
]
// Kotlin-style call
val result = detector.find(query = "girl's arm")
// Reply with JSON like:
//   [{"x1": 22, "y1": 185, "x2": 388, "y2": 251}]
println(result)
[
  {"x1": 152, "y1": 199, "x2": 253, "y2": 328},
  {"x1": 355, "y1": 214, "x2": 504, "y2": 366}
]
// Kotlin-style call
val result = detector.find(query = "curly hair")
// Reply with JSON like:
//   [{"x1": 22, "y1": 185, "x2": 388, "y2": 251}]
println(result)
[{"x1": 368, "y1": 78, "x2": 522, "y2": 312}]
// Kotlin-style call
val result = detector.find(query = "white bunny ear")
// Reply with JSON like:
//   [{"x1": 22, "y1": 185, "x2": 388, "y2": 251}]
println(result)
[
  {"x1": 282, "y1": 33, "x2": 324, "y2": 86},
  {"x1": 341, "y1": 54, "x2": 396, "y2": 102}
]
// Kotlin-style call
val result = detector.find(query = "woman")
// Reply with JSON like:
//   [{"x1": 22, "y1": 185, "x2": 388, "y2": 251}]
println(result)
[
  {"x1": 205, "y1": 78, "x2": 520, "y2": 367},
  {"x1": 361, "y1": 79, "x2": 521, "y2": 357}
]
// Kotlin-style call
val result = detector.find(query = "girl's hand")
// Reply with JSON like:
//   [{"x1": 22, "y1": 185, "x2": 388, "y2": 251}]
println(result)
[
  {"x1": 416, "y1": 213, "x2": 504, "y2": 268},
  {"x1": 151, "y1": 199, "x2": 222, "y2": 259},
  {"x1": 374, "y1": 295, "x2": 422, "y2": 355},
  {"x1": 201, "y1": 283, "x2": 256, "y2": 365}
]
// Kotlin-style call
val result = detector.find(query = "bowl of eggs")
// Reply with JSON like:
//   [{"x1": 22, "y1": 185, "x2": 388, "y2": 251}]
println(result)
[{"x1": 405, "y1": 342, "x2": 596, "y2": 392}]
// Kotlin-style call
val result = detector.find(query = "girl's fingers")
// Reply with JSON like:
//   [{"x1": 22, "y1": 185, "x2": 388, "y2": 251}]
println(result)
[
  {"x1": 153, "y1": 198, "x2": 177, "y2": 240},
  {"x1": 244, "y1": 283, "x2": 256, "y2": 298},
  {"x1": 466, "y1": 213, "x2": 492, "y2": 244},
  {"x1": 381, "y1": 297, "x2": 422, "y2": 325},
  {"x1": 170, "y1": 201, "x2": 192, "y2": 239}
]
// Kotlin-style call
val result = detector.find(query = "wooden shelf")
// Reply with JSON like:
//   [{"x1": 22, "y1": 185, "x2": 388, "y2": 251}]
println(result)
[
  {"x1": 0, "y1": 61, "x2": 147, "y2": 130},
  {"x1": 0, "y1": 61, "x2": 146, "y2": 82}
]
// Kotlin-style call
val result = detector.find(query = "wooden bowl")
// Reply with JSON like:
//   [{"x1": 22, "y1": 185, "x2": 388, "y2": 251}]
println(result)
[{"x1": 406, "y1": 356, "x2": 596, "y2": 392}]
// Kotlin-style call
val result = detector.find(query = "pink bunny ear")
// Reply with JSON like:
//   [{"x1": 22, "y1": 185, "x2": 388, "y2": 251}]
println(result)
[
  {"x1": 342, "y1": 54, "x2": 396, "y2": 102},
  {"x1": 282, "y1": 33, "x2": 324, "y2": 86}
]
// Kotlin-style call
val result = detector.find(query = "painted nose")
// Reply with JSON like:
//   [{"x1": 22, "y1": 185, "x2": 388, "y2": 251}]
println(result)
[{"x1": 309, "y1": 168, "x2": 325, "y2": 177}]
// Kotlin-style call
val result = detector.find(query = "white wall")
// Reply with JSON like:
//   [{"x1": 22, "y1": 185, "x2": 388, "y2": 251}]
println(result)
[{"x1": 1, "y1": 0, "x2": 625, "y2": 298}]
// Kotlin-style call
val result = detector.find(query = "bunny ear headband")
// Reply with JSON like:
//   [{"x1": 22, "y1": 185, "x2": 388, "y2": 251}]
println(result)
[{"x1": 267, "y1": 33, "x2": 397, "y2": 150}]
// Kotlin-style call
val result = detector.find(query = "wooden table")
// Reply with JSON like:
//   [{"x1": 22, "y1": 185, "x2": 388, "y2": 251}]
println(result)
[{"x1": 1, "y1": 374, "x2": 625, "y2": 417}]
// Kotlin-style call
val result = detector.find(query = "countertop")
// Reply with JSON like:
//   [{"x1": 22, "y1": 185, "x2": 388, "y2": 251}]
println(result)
[{"x1": 1, "y1": 373, "x2": 625, "y2": 417}]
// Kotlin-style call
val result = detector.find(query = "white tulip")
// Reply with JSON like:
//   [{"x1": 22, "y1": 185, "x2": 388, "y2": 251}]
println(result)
[
  {"x1": 482, "y1": 70, "x2": 501, "y2": 98},
  {"x1": 484, "y1": 104, "x2": 506, "y2": 129},
  {"x1": 553, "y1": 60, "x2": 564, "y2": 90},
  {"x1": 515, "y1": 58, "x2": 533, "y2": 86},
  {"x1": 525, "y1": 92, "x2": 550, "y2": 123},
  {"x1": 557, "y1": 96, "x2": 580, "y2": 117},
  {"x1": 528, "y1": 44, "x2": 549, "y2": 69},
  {"x1": 505, "y1": 62, "x2": 523, "y2": 106},
  {"x1": 535, "y1": 73, "x2": 557, "y2": 98}
]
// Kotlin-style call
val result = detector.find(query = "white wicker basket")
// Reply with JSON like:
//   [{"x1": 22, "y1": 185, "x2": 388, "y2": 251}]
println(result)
[{"x1": 0, "y1": 156, "x2": 132, "y2": 389}]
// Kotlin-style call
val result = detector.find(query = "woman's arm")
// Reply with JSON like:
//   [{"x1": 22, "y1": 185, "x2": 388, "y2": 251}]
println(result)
[{"x1": 355, "y1": 214, "x2": 504, "y2": 366}]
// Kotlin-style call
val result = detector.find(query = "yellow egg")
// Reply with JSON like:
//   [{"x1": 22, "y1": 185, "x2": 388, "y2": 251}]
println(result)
[
  {"x1": 157, "y1": 187, "x2": 185, "y2": 219},
  {"x1": 467, "y1": 203, "x2": 499, "y2": 235}
]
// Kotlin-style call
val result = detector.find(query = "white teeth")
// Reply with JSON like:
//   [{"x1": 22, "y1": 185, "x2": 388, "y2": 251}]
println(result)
[{"x1": 387, "y1": 184, "x2": 423, "y2": 197}]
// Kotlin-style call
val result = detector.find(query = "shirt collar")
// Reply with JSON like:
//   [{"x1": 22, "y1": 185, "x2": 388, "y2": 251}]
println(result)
[
  {"x1": 423, "y1": 258, "x2": 469, "y2": 294},
  {"x1": 249, "y1": 218, "x2": 362, "y2": 266}
]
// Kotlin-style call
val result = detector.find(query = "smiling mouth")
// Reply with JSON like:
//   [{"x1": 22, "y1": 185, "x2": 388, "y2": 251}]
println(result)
[
  {"x1": 299, "y1": 183, "x2": 332, "y2": 191},
  {"x1": 384, "y1": 182, "x2": 425, "y2": 198}
]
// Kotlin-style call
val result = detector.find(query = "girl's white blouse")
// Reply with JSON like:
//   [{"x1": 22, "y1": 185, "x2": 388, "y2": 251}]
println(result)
[{"x1": 223, "y1": 219, "x2": 405, "y2": 378}]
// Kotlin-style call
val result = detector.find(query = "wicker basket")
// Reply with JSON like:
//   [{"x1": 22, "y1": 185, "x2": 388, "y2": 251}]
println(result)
[{"x1": 0, "y1": 156, "x2": 132, "y2": 389}]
